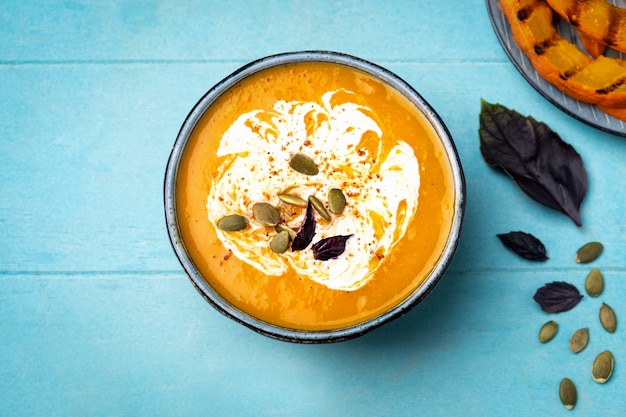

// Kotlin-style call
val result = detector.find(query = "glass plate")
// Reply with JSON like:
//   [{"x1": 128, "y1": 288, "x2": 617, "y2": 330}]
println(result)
[{"x1": 486, "y1": 0, "x2": 626, "y2": 137}]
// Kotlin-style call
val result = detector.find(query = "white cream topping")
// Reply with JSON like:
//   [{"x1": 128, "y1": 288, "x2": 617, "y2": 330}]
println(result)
[{"x1": 206, "y1": 89, "x2": 420, "y2": 291}]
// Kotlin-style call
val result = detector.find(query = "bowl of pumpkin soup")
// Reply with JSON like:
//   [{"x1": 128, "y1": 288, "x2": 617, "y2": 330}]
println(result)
[{"x1": 164, "y1": 51, "x2": 465, "y2": 343}]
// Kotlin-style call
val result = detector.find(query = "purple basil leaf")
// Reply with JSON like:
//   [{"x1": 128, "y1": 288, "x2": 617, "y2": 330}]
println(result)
[
  {"x1": 533, "y1": 281, "x2": 583, "y2": 313},
  {"x1": 292, "y1": 201, "x2": 316, "y2": 251},
  {"x1": 312, "y1": 235, "x2": 352, "y2": 261},
  {"x1": 497, "y1": 231, "x2": 548, "y2": 261},
  {"x1": 479, "y1": 100, "x2": 587, "y2": 226}
]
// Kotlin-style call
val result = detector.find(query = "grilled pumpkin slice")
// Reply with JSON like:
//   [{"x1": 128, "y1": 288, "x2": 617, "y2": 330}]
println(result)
[
  {"x1": 499, "y1": 0, "x2": 626, "y2": 109},
  {"x1": 598, "y1": 104, "x2": 626, "y2": 121},
  {"x1": 546, "y1": 0, "x2": 626, "y2": 54}
]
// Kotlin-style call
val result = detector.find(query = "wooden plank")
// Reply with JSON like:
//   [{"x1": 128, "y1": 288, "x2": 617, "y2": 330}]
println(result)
[
  {"x1": 1, "y1": 62, "x2": 624, "y2": 274},
  {"x1": 0, "y1": 270, "x2": 623, "y2": 415},
  {"x1": 0, "y1": 63, "x2": 238, "y2": 273},
  {"x1": 0, "y1": 0, "x2": 504, "y2": 64}
]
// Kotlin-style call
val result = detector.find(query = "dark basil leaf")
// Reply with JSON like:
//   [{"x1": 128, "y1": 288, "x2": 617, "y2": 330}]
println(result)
[
  {"x1": 312, "y1": 235, "x2": 352, "y2": 261},
  {"x1": 497, "y1": 231, "x2": 548, "y2": 261},
  {"x1": 533, "y1": 281, "x2": 583, "y2": 313},
  {"x1": 479, "y1": 100, "x2": 587, "y2": 226},
  {"x1": 292, "y1": 201, "x2": 316, "y2": 251}
]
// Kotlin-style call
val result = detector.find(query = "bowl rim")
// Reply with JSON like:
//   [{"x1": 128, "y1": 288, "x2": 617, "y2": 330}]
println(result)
[{"x1": 164, "y1": 50, "x2": 466, "y2": 343}]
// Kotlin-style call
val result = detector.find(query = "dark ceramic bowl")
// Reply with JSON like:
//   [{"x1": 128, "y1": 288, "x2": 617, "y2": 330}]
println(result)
[{"x1": 164, "y1": 51, "x2": 465, "y2": 343}]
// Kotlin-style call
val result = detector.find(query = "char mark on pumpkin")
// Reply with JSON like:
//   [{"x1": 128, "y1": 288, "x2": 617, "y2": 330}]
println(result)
[
  {"x1": 559, "y1": 65, "x2": 583, "y2": 80},
  {"x1": 534, "y1": 34, "x2": 559, "y2": 55},
  {"x1": 604, "y1": 8, "x2": 621, "y2": 47},
  {"x1": 565, "y1": 0, "x2": 584, "y2": 27},
  {"x1": 596, "y1": 77, "x2": 626, "y2": 95},
  {"x1": 517, "y1": 6, "x2": 531, "y2": 22}
]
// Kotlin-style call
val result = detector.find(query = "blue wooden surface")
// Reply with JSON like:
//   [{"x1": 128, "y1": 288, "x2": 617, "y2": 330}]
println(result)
[{"x1": 1, "y1": 1, "x2": 625, "y2": 415}]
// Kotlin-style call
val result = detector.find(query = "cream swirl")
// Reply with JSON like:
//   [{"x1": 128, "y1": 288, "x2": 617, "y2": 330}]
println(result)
[{"x1": 207, "y1": 89, "x2": 420, "y2": 291}]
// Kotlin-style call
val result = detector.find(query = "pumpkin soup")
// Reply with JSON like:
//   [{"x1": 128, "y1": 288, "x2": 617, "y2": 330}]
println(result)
[{"x1": 175, "y1": 60, "x2": 457, "y2": 331}]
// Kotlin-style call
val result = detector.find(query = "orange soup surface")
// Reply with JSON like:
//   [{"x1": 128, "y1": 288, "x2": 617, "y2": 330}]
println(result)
[{"x1": 176, "y1": 61, "x2": 457, "y2": 330}]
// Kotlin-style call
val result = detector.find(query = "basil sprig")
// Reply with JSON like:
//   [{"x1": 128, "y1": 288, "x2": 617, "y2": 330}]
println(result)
[{"x1": 479, "y1": 100, "x2": 588, "y2": 226}]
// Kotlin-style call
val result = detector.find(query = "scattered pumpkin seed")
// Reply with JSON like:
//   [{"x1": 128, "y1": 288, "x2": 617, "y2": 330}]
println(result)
[
  {"x1": 599, "y1": 302, "x2": 617, "y2": 333},
  {"x1": 289, "y1": 153, "x2": 319, "y2": 176},
  {"x1": 216, "y1": 214, "x2": 248, "y2": 231},
  {"x1": 592, "y1": 350, "x2": 614, "y2": 384},
  {"x1": 559, "y1": 378, "x2": 577, "y2": 410},
  {"x1": 328, "y1": 188, "x2": 346, "y2": 214},
  {"x1": 275, "y1": 223, "x2": 297, "y2": 240},
  {"x1": 584, "y1": 268, "x2": 604, "y2": 297},
  {"x1": 574, "y1": 241, "x2": 603, "y2": 263},
  {"x1": 270, "y1": 230, "x2": 290, "y2": 254},
  {"x1": 278, "y1": 193, "x2": 308, "y2": 207},
  {"x1": 252, "y1": 202, "x2": 281, "y2": 226},
  {"x1": 568, "y1": 328, "x2": 589, "y2": 354},
  {"x1": 309, "y1": 195, "x2": 331, "y2": 221},
  {"x1": 539, "y1": 320, "x2": 558, "y2": 343}
]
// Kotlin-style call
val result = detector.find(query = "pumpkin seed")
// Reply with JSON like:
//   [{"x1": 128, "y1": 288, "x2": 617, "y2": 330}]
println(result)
[
  {"x1": 599, "y1": 302, "x2": 617, "y2": 333},
  {"x1": 278, "y1": 193, "x2": 308, "y2": 207},
  {"x1": 539, "y1": 320, "x2": 558, "y2": 343},
  {"x1": 559, "y1": 378, "x2": 577, "y2": 410},
  {"x1": 252, "y1": 202, "x2": 281, "y2": 226},
  {"x1": 275, "y1": 223, "x2": 297, "y2": 240},
  {"x1": 216, "y1": 214, "x2": 248, "y2": 231},
  {"x1": 289, "y1": 153, "x2": 319, "y2": 176},
  {"x1": 592, "y1": 350, "x2": 614, "y2": 384},
  {"x1": 574, "y1": 241, "x2": 603, "y2": 263},
  {"x1": 309, "y1": 195, "x2": 331, "y2": 221},
  {"x1": 568, "y1": 328, "x2": 589, "y2": 354},
  {"x1": 585, "y1": 268, "x2": 604, "y2": 297},
  {"x1": 328, "y1": 188, "x2": 346, "y2": 214},
  {"x1": 270, "y1": 231, "x2": 290, "y2": 254}
]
